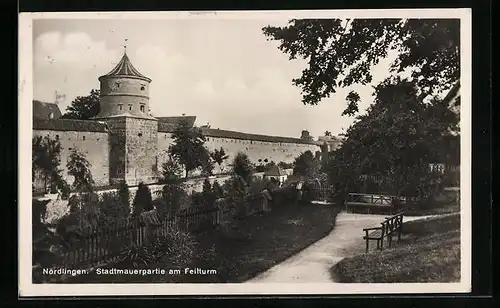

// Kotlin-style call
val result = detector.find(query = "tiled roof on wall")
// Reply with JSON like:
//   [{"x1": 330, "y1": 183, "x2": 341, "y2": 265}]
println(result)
[
  {"x1": 157, "y1": 123, "x2": 319, "y2": 145},
  {"x1": 156, "y1": 116, "x2": 197, "y2": 127},
  {"x1": 33, "y1": 118, "x2": 109, "y2": 133},
  {"x1": 201, "y1": 128, "x2": 320, "y2": 145},
  {"x1": 158, "y1": 121, "x2": 177, "y2": 133},
  {"x1": 33, "y1": 100, "x2": 62, "y2": 120}
]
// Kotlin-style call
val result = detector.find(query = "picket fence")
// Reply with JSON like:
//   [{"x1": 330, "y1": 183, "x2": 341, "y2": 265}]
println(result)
[{"x1": 53, "y1": 206, "x2": 220, "y2": 270}]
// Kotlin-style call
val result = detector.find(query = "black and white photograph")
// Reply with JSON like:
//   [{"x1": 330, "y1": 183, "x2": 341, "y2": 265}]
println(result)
[{"x1": 19, "y1": 9, "x2": 471, "y2": 296}]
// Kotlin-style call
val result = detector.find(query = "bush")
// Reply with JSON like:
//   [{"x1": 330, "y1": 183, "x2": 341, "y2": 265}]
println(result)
[
  {"x1": 248, "y1": 177, "x2": 271, "y2": 196},
  {"x1": 231, "y1": 152, "x2": 253, "y2": 185},
  {"x1": 132, "y1": 182, "x2": 153, "y2": 218},
  {"x1": 212, "y1": 180, "x2": 224, "y2": 199},
  {"x1": 157, "y1": 183, "x2": 187, "y2": 219},
  {"x1": 117, "y1": 224, "x2": 198, "y2": 269},
  {"x1": 117, "y1": 180, "x2": 131, "y2": 213},
  {"x1": 100, "y1": 191, "x2": 129, "y2": 223}
]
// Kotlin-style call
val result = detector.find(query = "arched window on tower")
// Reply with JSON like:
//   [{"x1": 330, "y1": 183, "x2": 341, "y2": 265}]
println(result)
[{"x1": 140, "y1": 105, "x2": 145, "y2": 113}]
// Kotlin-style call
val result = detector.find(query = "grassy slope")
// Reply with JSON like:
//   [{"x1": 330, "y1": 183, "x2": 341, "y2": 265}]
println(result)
[{"x1": 331, "y1": 213, "x2": 461, "y2": 283}]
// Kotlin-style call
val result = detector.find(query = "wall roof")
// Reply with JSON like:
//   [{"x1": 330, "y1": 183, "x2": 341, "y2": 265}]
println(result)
[
  {"x1": 156, "y1": 116, "x2": 197, "y2": 127},
  {"x1": 200, "y1": 128, "x2": 321, "y2": 145},
  {"x1": 33, "y1": 100, "x2": 62, "y2": 120},
  {"x1": 33, "y1": 118, "x2": 109, "y2": 133}
]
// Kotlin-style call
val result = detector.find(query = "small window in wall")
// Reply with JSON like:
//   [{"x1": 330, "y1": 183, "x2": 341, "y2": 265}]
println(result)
[
  {"x1": 129, "y1": 104, "x2": 132, "y2": 111},
  {"x1": 82, "y1": 136, "x2": 85, "y2": 141},
  {"x1": 140, "y1": 105, "x2": 145, "y2": 113},
  {"x1": 141, "y1": 85, "x2": 145, "y2": 91},
  {"x1": 207, "y1": 138, "x2": 210, "y2": 141},
  {"x1": 55, "y1": 134, "x2": 59, "y2": 140},
  {"x1": 118, "y1": 104, "x2": 123, "y2": 111},
  {"x1": 138, "y1": 133, "x2": 143, "y2": 137}
]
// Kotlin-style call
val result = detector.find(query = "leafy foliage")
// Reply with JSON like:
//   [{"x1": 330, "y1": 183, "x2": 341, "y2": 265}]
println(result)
[
  {"x1": 61, "y1": 89, "x2": 100, "y2": 120},
  {"x1": 230, "y1": 152, "x2": 254, "y2": 185},
  {"x1": 168, "y1": 119, "x2": 211, "y2": 177},
  {"x1": 263, "y1": 19, "x2": 459, "y2": 113},
  {"x1": 210, "y1": 147, "x2": 229, "y2": 173},
  {"x1": 322, "y1": 77, "x2": 459, "y2": 203},
  {"x1": 117, "y1": 180, "x2": 131, "y2": 215},
  {"x1": 156, "y1": 155, "x2": 187, "y2": 218},
  {"x1": 100, "y1": 191, "x2": 130, "y2": 223},
  {"x1": 212, "y1": 180, "x2": 224, "y2": 199},
  {"x1": 32, "y1": 136, "x2": 70, "y2": 198},
  {"x1": 293, "y1": 150, "x2": 320, "y2": 178},
  {"x1": 132, "y1": 182, "x2": 153, "y2": 218},
  {"x1": 66, "y1": 148, "x2": 94, "y2": 193}
]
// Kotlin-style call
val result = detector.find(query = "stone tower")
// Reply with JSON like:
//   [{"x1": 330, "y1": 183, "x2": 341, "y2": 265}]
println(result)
[{"x1": 94, "y1": 50, "x2": 158, "y2": 185}]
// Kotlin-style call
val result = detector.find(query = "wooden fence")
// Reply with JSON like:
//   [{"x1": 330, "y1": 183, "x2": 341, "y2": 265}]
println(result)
[{"x1": 51, "y1": 207, "x2": 220, "y2": 270}]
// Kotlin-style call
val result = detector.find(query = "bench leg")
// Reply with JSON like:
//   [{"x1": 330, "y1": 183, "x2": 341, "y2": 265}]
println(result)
[
  {"x1": 388, "y1": 234, "x2": 392, "y2": 248},
  {"x1": 398, "y1": 227, "x2": 402, "y2": 242},
  {"x1": 376, "y1": 240, "x2": 380, "y2": 249},
  {"x1": 380, "y1": 237, "x2": 384, "y2": 250},
  {"x1": 366, "y1": 239, "x2": 369, "y2": 253}
]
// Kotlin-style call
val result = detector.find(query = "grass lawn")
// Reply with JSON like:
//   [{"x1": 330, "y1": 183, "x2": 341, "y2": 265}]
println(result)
[
  {"x1": 62, "y1": 203, "x2": 341, "y2": 283},
  {"x1": 331, "y1": 213, "x2": 461, "y2": 283}
]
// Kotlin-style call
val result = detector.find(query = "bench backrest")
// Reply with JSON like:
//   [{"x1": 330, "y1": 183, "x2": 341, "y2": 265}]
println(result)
[{"x1": 380, "y1": 212, "x2": 404, "y2": 236}]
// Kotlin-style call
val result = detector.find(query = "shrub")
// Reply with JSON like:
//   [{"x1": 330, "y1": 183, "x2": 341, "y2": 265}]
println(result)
[
  {"x1": 225, "y1": 175, "x2": 248, "y2": 218},
  {"x1": 118, "y1": 224, "x2": 198, "y2": 269},
  {"x1": 66, "y1": 148, "x2": 95, "y2": 193},
  {"x1": 132, "y1": 182, "x2": 153, "y2": 218},
  {"x1": 100, "y1": 191, "x2": 129, "y2": 223},
  {"x1": 231, "y1": 152, "x2": 253, "y2": 185},
  {"x1": 117, "y1": 180, "x2": 131, "y2": 213},
  {"x1": 212, "y1": 180, "x2": 224, "y2": 199},
  {"x1": 248, "y1": 177, "x2": 271, "y2": 196},
  {"x1": 157, "y1": 183, "x2": 187, "y2": 218}
]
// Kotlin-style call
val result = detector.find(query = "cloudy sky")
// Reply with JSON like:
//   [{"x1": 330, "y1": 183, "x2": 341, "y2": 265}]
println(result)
[{"x1": 33, "y1": 17, "x2": 399, "y2": 138}]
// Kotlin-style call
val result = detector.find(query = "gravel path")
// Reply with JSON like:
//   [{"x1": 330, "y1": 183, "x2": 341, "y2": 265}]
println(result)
[{"x1": 245, "y1": 211, "x2": 432, "y2": 283}]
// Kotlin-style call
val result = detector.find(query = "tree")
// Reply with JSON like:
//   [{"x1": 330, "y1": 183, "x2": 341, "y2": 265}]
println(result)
[
  {"x1": 201, "y1": 178, "x2": 216, "y2": 207},
  {"x1": 212, "y1": 180, "x2": 224, "y2": 199},
  {"x1": 32, "y1": 136, "x2": 70, "y2": 198},
  {"x1": 210, "y1": 147, "x2": 229, "y2": 173},
  {"x1": 324, "y1": 131, "x2": 332, "y2": 136},
  {"x1": 263, "y1": 19, "x2": 459, "y2": 114},
  {"x1": 157, "y1": 156, "x2": 186, "y2": 217},
  {"x1": 200, "y1": 149, "x2": 215, "y2": 177},
  {"x1": 132, "y1": 182, "x2": 153, "y2": 218},
  {"x1": 61, "y1": 89, "x2": 100, "y2": 120},
  {"x1": 293, "y1": 151, "x2": 319, "y2": 178},
  {"x1": 230, "y1": 152, "x2": 254, "y2": 186},
  {"x1": 66, "y1": 148, "x2": 94, "y2": 193},
  {"x1": 117, "y1": 180, "x2": 131, "y2": 217},
  {"x1": 168, "y1": 119, "x2": 211, "y2": 178},
  {"x1": 323, "y1": 77, "x2": 458, "y2": 200}
]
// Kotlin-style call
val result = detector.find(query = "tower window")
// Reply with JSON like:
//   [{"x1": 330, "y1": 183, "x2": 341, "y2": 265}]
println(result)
[
  {"x1": 118, "y1": 104, "x2": 123, "y2": 111},
  {"x1": 138, "y1": 133, "x2": 143, "y2": 137},
  {"x1": 55, "y1": 134, "x2": 59, "y2": 140},
  {"x1": 129, "y1": 104, "x2": 132, "y2": 111},
  {"x1": 140, "y1": 105, "x2": 145, "y2": 113},
  {"x1": 141, "y1": 86, "x2": 145, "y2": 91}
]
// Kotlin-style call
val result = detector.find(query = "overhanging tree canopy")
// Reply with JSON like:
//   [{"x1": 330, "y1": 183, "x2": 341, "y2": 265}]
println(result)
[{"x1": 263, "y1": 19, "x2": 459, "y2": 115}]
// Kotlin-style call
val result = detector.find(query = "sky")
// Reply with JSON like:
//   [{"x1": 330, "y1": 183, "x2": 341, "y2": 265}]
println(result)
[{"x1": 33, "y1": 17, "x2": 400, "y2": 138}]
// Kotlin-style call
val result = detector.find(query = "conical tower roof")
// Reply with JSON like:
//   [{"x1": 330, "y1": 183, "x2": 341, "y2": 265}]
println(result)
[{"x1": 99, "y1": 52, "x2": 151, "y2": 82}]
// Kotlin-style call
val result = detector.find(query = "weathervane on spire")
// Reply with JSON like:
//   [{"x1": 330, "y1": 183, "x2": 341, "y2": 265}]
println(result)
[{"x1": 124, "y1": 38, "x2": 128, "y2": 54}]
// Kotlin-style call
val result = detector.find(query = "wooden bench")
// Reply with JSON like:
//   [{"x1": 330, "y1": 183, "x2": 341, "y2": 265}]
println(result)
[{"x1": 362, "y1": 212, "x2": 404, "y2": 253}]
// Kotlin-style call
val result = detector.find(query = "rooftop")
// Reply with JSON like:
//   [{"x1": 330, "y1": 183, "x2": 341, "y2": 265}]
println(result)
[
  {"x1": 33, "y1": 118, "x2": 109, "y2": 133},
  {"x1": 99, "y1": 52, "x2": 151, "y2": 82},
  {"x1": 33, "y1": 100, "x2": 62, "y2": 120}
]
